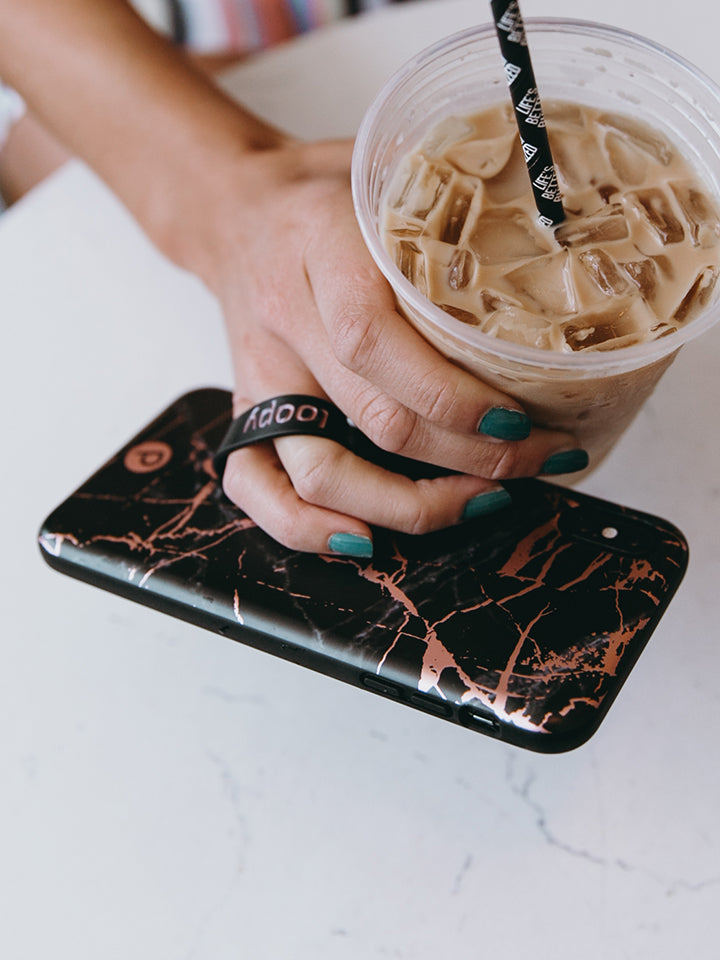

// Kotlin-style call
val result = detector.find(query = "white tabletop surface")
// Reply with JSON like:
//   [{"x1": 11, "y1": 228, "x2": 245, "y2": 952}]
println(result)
[{"x1": 2, "y1": 1, "x2": 719, "y2": 957}]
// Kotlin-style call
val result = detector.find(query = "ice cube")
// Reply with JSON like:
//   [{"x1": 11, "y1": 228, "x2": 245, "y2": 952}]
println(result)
[
  {"x1": 447, "y1": 248, "x2": 475, "y2": 290},
  {"x1": 409, "y1": 237, "x2": 474, "y2": 304},
  {"x1": 543, "y1": 100, "x2": 586, "y2": 127},
  {"x1": 506, "y1": 252, "x2": 577, "y2": 315},
  {"x1": 472, "y1": 289, "x2": 563, "y2": 348},
  {"x1": 554, "y1": 204, "x2": 629, "y2": 248},
  {"x1": 647, "y1": 321, "x2": 679, "y2": 341},
  {"x1": 653, "y1": 254, "x2": 675, "y2": 279},
  {"x1": 547, "y1": 129, "x2": 609, "y2": 194},
  {"x1": 672, "y1": 266, "x2": 719, "y2": 324},
  {"x1": 597, "y1": 112, "x2": 675, "y2": 166},
  {"x1": 628, "y1": 188, "x2": 685, "y2": 245},
  {"x1": 391, "y1": 158, "x2": 452, "y2": 221},
  {"x1": 393, "y1": 240, "x2": 428, "y2": 296},
  {"x1": 421, "y1": 116, "x2": 476, "y2": 158},
  {"x1": 439, "y1": 182, "x2": 476, "y2": 244},
  {"x1": 388, "y1": 160, "x2": 416, "y2": 210},
  {"x1": 561, "y1": 305, "x2": 636, "y2": 351},
  {"x1": 445, "y1": 134, "x2": 517, "y2": 180},
  {"x1": 578, "y1": 248, "x2": 631, "y2": 297},
  {"x1": 597, "y1": 183, "x2": 621, "y2": 205},
  {"x1": 479, "y1": 289, "x2": 526, "y2": 314},
  {"x1": 622, "y1": 258, "x2": 658, "y2": 301},
  {"x1": 670, "y1": 181, "x2": 720, "y2": 248},
  {"x1": 480, "y1": 290, "x2": 507, "y2": 312},
  {"x1": 437, "y1": 304, "x2": 482, "y2": 325},
  {"x1": 385, "y1": 223, "x2": 424, "y2": 239},
  {"x1": 468, "y1": 208, "x2": 553, "y2": 264},
  {"x1": 483, "y1": 139, "x2": 534, "y2": 204},
  {"x1": 488, "y1": 310, "x2": 556, "y2": 351},
  {"x1": 605, "y1": 132, "x2": 648, "y2": 186}
]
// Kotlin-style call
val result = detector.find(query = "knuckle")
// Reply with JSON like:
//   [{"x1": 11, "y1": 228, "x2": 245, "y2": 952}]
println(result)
[
  {"x1": 289, "y1": 443, "x2": 339, "y2": 505},
  {"x1": 221, "y1": 456, "x2": 246, "y2": 502},
  {"x1": 399, "y1": 499, "x2": 436, "y2": 537},
  {"x1": 388, "y1": 478, "x2": 452, "y2": 536},
  {"x1": 308, "y1": 178, "x2": 346, "y2": 214},
  {"x1": 357, "y1": 394, "x2": 417, "y2": 455},
  {"x1": 416, "y1": 375, "x2": 463, "y2": 425},
  {"x1": 270, "y1": 513, "x2": 310, "y2": 553},
  {"x1": 482, "y1": 442, "x2": 525, "y2": 480},
  {"x1": 330, "y1": 303, "x2": 384, "y2": 375}
]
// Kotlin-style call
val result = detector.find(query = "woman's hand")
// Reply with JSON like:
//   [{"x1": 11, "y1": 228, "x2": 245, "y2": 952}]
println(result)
[
  {"x1": 0, "y1": 0, "x2": 586, "y2": 557},
  {"x1": 201, "y1": 136, "x2": 587, "y2": 555}
]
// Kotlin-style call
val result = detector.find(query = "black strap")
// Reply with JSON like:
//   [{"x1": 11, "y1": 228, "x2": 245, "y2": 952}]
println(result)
[
  {"x1": 214, "y1": 394, "x2": 455, "y2": 482},
  {"x1": 213, "y1": 395, "x2": 353, "y2": 476}
]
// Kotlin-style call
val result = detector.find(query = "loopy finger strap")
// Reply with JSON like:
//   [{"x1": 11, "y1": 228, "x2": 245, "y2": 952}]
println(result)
[{"x1": 213, "y1": 394, "x2": 354, "y2": 477}]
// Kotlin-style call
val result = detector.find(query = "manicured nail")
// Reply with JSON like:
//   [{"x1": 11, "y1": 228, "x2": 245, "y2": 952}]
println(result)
[
  {"x1": 541, "y1": 449, "x2": 590, "y2": 475},
  {"x1": 461, "y1": 487, "x2": 513, "y2": 522},
  {"x1": 478, "y1": 407, "x2": 531, "y2": 441},
  {"x1": 327, "y1": 532, "x2": 373, "y2": 558}
]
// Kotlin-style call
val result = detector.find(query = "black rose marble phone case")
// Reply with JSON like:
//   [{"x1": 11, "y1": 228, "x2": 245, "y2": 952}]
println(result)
[{"x1": 39, "y1": 388, "x2": 689, "y2": 753}]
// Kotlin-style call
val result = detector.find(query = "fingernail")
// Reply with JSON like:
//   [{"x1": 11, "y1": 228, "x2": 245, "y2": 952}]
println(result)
[
  {"x1": 541, "y1": 449, "x2": 590, "y2": 475},
  {"x1": 478, "y1": 407, "x2": 531, "y2": 441},
  {"x1": 461, "y1": 487, "x2": 513, "y2": 522},
  {"x1": 327, "y1": 532, "x2": 373, "y2": 558}
]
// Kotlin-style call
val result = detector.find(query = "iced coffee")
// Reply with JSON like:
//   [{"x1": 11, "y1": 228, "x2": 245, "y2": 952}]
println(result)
[
  {"x1": 353, "y1": 22, "x2": 720, "y2": 469},
  {"x1": 380, "y1": 100, "x2": 720, "y2": 358}
]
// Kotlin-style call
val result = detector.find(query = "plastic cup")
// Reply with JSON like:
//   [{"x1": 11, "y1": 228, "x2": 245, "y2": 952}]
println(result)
[{"x1": 351, "y1": 20, "x2": 720, "y2": 468}]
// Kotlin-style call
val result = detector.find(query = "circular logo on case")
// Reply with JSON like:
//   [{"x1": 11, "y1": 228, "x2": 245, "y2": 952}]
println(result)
[{"x1": 124, "y1": 441, "x2": 173, "y2": 474}]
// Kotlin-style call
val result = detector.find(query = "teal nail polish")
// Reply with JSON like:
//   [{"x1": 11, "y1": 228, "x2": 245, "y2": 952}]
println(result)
[
  {"x1": 541, "y1": 449, "x2": 590, "y2": 475},
  {"x1": 461, "y1": 487, "x2": 513, "y2": 522},
  {"x1": 327, "y1": 532, "x2": 373, "y2": 558},
  {"x1": 478, "y1": 407, "x2": 531, "y2": 441}
]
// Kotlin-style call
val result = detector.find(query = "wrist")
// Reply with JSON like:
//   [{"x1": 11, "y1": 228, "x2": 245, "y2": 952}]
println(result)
[
  {"x1": 0, "y1": 0, "x2": 289, "y2": 282},
  {"x1": 141, "y1": 105, "x2": 289, "y2": 283}
]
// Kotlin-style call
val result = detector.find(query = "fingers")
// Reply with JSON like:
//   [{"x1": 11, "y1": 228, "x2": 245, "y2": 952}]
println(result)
[
  {"x1": 304, "y1": 194, "x2": 531, "y2": 439},
  {"x1": 222, "y1": 333, "x2": 524, "y2": 558},
  {"x1": 222, "y1": 441, "x2": 372, "y2": 557},
  {"x1": 213, "y1": 137, "x2": 591, "y2": 559},
  {"x1": 273, "y1": 434, "x2": 510, "y2": 534},
  {"x1": 317, "y1": 269, "x2": 524, "y2": 439},
  {"x1": 293, "y1": 312, "x2": 585, "y2": 480},
  {"x1": 220, "y1": 141, "x2": 587, "y2": 486},
  {"x1": 230, "y1": 262, "x2": 586, "y2": 486},
  {"x1": 221, "y1": 433, "x2": 514, "y2": 557},
  {"x1": 317, "y1": 365, "x2": 584, "y2": 481},
  {"x1": 300, "y1": 194, "x2": 589, "y2": 477}
]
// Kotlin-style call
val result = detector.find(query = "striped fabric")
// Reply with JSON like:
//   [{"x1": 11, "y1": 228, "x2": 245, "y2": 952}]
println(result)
[{"x1": 133, "y1": 0, "x2": 407, "y2": 54}]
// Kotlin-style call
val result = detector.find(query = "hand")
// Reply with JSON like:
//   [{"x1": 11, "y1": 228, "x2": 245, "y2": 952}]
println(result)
[
  {"x1": 202, "y1": 135, "x2": 586, "y2": 556},
  {"x1": 0, "y1": 0, "x2": 585, "y2": 558}
]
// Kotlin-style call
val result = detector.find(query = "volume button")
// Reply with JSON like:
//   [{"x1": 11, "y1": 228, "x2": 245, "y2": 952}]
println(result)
[
  {"x1": 408, "y1": 693, "x2": 452, "y2": 717},
  {"x1": 361, "y1": 674, "x2": 403, "y2": 699}
]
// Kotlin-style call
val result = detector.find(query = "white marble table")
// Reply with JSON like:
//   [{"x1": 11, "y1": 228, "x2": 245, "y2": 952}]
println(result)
[{"x1": 2, "y1": 1, "x2": 719, "y2": 957}]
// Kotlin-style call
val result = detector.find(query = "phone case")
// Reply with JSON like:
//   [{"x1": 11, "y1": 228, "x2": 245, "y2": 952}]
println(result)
[{"x1": 38, "y1": 388, "x2": 689, "y2": 752}]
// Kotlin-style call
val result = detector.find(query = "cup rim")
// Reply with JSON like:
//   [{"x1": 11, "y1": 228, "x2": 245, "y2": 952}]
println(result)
[{"x1": 352, "y1": 17, "x2": 720, "y2": 374}]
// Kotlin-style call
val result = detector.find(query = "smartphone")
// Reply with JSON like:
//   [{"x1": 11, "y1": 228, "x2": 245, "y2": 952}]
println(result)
[{"x1": 38, "y1": 388, "x2": 689, "y2": 753}]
